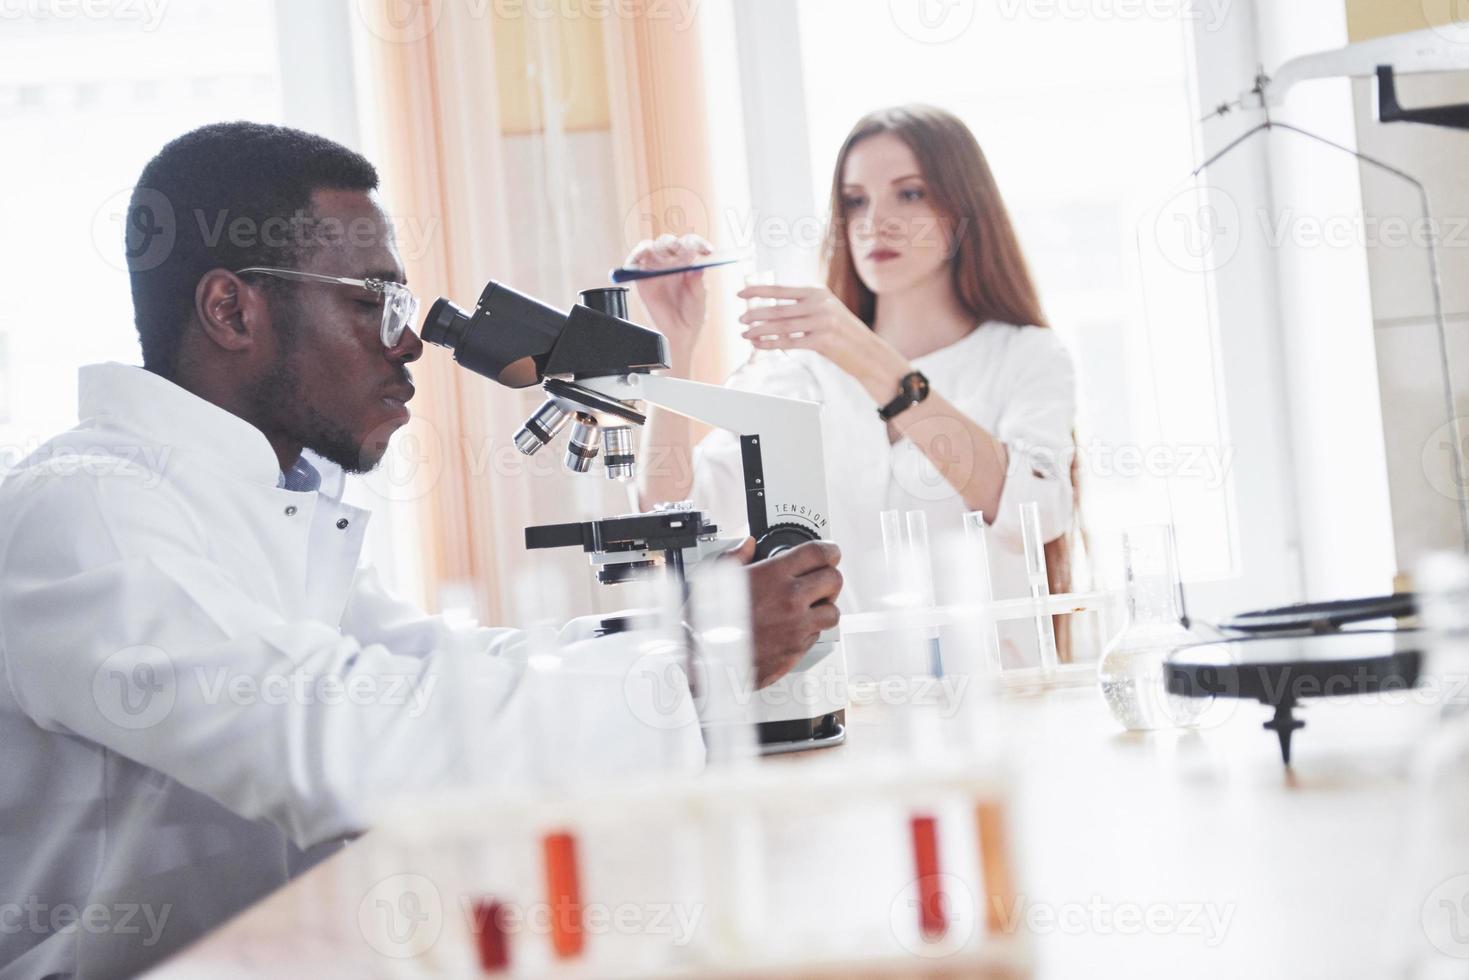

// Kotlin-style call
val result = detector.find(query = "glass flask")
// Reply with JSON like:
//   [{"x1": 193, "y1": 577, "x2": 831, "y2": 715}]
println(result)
[
  {"x1": 724, "y1": 270, "x2": 825, "y2": 405},
  {"x1": 1096, "y1": 523, "x2": 1208, "y2": 730}
]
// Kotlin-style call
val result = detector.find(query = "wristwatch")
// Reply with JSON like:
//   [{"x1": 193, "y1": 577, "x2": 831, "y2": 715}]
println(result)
[{"x1": 877, "y1": 370, "x2": 931, "y2": 421}]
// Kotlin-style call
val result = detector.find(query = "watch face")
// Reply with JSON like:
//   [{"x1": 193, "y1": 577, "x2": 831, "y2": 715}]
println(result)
[{"x1": 903, "y1": 372, "x2": 929, "y2": 400}]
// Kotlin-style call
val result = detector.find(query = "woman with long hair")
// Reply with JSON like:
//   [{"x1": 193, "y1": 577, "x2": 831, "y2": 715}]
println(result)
[{"x1": 629, "y1": 104, "x2": 1078, "y2": 667}]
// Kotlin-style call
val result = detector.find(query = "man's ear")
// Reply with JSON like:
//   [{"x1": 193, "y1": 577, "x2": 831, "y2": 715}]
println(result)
[{"x1": 194, "y1": 269, "x2": 260, "y2": 353}]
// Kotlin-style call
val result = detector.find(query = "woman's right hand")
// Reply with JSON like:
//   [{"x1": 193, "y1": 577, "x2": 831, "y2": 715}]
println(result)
[{"x1": 623, "y1": 233, "x2": 713, "y2": 371}]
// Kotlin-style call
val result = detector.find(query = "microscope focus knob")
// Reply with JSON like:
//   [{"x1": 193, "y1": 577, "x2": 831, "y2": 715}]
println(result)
[{"x1": 755, "y1": 522, "x2": 821, "y2": 561}]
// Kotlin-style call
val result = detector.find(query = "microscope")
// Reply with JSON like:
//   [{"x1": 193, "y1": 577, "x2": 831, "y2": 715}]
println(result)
[{"x1": 420, "y1": 282, "x2": 847, "y2": 753}]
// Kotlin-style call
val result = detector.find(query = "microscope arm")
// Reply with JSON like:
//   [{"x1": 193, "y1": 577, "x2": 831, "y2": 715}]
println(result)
[
  {"x1": 579, "y1": 373, "x2": 835, "y2": 552},
  {"x1": 1243, "y1": 26, "x2": 1469, "y2": 108}
]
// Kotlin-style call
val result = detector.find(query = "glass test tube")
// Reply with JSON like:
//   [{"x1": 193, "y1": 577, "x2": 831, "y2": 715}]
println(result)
[
  {"x1": 542, "y1": 830, "x2": 585, "y2": 960},
  {"x1": 935, "y1": 525, "x2": 1002, "y2": 759},
  {"x1": 436, "y1": 582, "x2": 484, "y2": 788},
  {"x1": 514, "y1": 570, "x2": 568, "y2": 791},
  {"x1": 905, "y1": 511, "x2": 943, "y2": 677},
  {"x1": 909, "y1": 813, "x2": 948, "y2": 941},
  {"x1": 690, "y1": 559, "x2": 758, "y2": 766},
  {"x1": 880, "y1": 509, "x2": 905, "y2": 588},
  {"x1": 471, "y1": 899, "x2": 511, "y2": 973},
  {"x1": 962, "y1": 512, "x2": 1003, "y2": 675},
  {"x1": 975, "y1": 799, "x2": 1016, "y2": 938},
  {"x1": 877, "y1": 510, "x2": 943, "y2": 756},
  {"x1": 1019, "y1": 502, "x2": 1060, "y2": 673},
  {"x1": 690, "y1": 560, "x2": 767, "y2": 959},
  {"x1": 623, "y1": 566, "x2": 697, "y2": 776}
]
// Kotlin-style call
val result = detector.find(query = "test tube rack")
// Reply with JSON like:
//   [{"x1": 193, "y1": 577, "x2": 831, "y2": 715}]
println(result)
[
  {"x1": 840, "y1": 591, "x2": 1119, "y2": 692},
  {"x1": 869, "y1": 505, "x2": 1122, "y2": 693},
  {"x1": 364, "y1": 749, "x2": 1029, "y2": 979}
]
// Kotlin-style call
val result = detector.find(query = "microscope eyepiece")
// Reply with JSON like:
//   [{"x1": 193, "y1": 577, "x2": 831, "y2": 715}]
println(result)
[
  {"x1": 578, "y1": 287, "x2": 630, "y2": 320},
  {"x1": 421, "y1": 297, "x2": 472, "y2": 349}
]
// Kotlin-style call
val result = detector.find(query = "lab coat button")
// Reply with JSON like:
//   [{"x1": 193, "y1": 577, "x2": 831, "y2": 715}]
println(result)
[
  {"x1": 336, "y1": 518, "x2": 349, "y2": 530},
  {"x1": 284, "y1": 505, "x2": 297, "y2": 517}
]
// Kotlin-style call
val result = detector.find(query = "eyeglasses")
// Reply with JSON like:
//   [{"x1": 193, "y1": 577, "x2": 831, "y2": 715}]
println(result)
[{"x1": 234, "y1": 267, "x2": 420, "y2": 349}]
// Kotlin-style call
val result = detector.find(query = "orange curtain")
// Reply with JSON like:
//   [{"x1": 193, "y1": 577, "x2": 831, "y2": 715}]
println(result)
[
  {"x1": 355, "y1": 0, "x2": 730, "y2": 624},
  {"x1": 602, "y1": 0, "x2": 732, "y2": 391}
]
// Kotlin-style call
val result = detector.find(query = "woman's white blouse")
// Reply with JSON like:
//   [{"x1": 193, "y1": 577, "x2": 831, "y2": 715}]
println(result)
[{"x1": 691, "y1": 322, "x2": 1077, "y2": 669}]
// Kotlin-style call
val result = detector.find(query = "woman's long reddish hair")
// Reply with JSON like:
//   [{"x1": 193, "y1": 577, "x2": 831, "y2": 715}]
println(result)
[
  {"x1": 822, "y1": 105, "x2": 1081, "y2": 655},
  {"x1": 823, "y1": 105, "x2": 1047, "y2": 331}
]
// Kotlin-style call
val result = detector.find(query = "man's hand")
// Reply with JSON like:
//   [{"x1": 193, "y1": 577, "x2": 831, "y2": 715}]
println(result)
[{"x1": 729, "y1": 538, "x2": 843, "y2": 688}]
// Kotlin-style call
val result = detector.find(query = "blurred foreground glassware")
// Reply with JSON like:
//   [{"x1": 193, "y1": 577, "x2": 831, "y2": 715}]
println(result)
[
  {"x1": 1395, "y1": 553, "x2": 1469, "y2": 976},
  {"x1": 1097, "y1": 523, "x2": 1208, "y2": 731}
]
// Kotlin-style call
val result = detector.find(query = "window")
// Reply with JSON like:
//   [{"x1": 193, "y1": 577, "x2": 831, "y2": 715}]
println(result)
[
  {"x1": 0, "y1": 0, "x2": 283, "y2": 472},
  {"x1": 712, "y1": 1, "x2": 1301, "y2": 613}
]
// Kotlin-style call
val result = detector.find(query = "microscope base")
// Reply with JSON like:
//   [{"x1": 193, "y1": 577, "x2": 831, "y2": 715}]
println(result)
[{"x1": 756, "y1": 710, "x2": 847, "y2": 755}]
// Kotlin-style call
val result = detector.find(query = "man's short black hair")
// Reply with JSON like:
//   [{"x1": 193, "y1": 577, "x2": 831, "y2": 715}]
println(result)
[{"x1": 126, "y1": 121, "x2": 379, "y2": 378}]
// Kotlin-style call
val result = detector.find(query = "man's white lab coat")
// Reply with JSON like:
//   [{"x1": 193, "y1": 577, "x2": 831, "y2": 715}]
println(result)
[{"x1": 0, "y1": 363, "x2": 703, "y2": 978}]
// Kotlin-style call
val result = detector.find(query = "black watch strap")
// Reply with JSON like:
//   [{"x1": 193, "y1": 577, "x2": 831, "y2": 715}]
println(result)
[{"x1": 877, "y1": 370, "x2": 930, "y2": 422}]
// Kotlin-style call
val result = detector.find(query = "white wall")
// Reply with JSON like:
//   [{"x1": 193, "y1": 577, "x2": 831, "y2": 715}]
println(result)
[
  {"x1": 1199, "y1": 0, "x2": 1399, "y2": 600},
  {"x1": 1350, "y1": 63, "x2": 1469, "y2": 568}
]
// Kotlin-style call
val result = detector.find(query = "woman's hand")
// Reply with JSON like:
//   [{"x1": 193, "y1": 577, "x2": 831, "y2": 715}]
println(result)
[
  {"x1": 623, "y1": 233, "x2": 713, "y2": 372},
  {"x1": 737, "y1": 283, "x2": 910, "y2": 400}
]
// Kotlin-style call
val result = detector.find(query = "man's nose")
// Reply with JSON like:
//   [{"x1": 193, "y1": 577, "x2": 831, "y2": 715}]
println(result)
[{"x1": 388, "y1": 326, "x2": 424, "y2": 364}]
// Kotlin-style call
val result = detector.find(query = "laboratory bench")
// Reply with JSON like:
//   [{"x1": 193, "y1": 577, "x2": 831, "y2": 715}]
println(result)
[{"x1": 145, "y1": 681, "x2": 1434, "y2": 979}]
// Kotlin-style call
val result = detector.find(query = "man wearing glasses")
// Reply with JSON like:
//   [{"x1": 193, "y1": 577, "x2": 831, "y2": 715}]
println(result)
[{"x1": 0, "y1": 122, "x2": 843, "y2": 978}]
